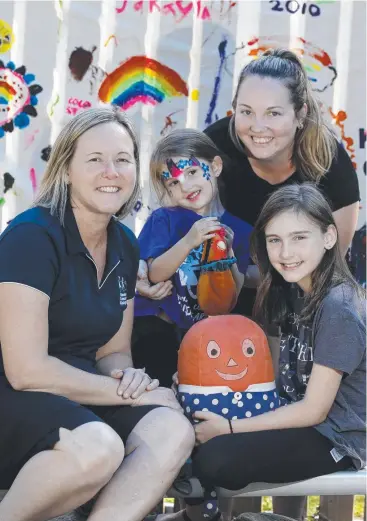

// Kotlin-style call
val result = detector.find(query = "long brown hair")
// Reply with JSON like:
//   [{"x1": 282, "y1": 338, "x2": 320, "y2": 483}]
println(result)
[
  {"x1": 34, "y1": 107, "x2": 140, "y2": 223},
  {"x1": 251, "y1": 184, "x2": 363, "y2": 326},
  {"x1": 230, "y1": 48, "x2": 337, "y2": 182}
]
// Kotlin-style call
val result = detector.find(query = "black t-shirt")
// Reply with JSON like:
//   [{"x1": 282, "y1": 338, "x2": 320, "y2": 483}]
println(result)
[{"x1": 204, "y1": 117, "x2": 360, "y2": 226}]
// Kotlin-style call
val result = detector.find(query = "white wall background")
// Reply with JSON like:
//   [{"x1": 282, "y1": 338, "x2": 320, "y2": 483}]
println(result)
[{"x1": 0, "y1": 0, "x2": 366, "y2": 278}]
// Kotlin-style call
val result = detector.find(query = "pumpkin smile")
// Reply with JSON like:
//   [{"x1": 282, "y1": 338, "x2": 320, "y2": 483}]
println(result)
[{"x1": 215, "y1": 367, "x2": 248, "y2": 381}]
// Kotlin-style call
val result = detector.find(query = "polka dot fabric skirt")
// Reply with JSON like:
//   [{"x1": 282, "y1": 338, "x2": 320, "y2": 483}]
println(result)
[{"x1": 178, "y1": 388, "x2": 281, "y2": 421}]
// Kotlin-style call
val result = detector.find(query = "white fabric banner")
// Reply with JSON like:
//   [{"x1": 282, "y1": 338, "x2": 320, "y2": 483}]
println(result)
[{"x1": 0, "y1": 0, "x2": 365, "y2": 281}]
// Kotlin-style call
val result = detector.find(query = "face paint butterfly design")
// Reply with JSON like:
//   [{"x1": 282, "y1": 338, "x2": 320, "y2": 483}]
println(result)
[
  {"x1": 166, "y1": 158, "x2": 184, "y2": 179},
  {"x1": 162, "y1": 156, "x2": 210, "y2": 181}
]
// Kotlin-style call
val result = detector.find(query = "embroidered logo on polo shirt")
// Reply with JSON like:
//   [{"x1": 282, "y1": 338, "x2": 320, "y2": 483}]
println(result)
[{"x1": 118, "y1": 276, "x2": 127, "y2": 307}]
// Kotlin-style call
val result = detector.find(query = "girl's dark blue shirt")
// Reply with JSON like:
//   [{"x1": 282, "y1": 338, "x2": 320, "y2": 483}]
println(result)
[{"x1": 135, "y1": 206, "x2": 252, "y2": 330}]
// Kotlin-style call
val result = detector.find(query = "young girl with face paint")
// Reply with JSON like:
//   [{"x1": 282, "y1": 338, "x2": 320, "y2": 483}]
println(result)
[{"x1": 132, "y1": 129, "x2": 253, "y2": 387}]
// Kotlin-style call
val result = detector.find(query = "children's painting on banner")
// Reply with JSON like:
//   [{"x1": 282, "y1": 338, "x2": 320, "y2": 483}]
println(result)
[{"x1": 0, "y1": 0, "x2": 365, "y2": 284}]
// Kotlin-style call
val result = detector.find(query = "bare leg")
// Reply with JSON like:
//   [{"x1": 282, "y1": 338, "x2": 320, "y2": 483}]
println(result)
[
  {"x1": 0, "y1": 422, "x2": 125, "y2": 521},
  {"x1": 88, "y1": 407, "x2": 195, "y2": 521}
]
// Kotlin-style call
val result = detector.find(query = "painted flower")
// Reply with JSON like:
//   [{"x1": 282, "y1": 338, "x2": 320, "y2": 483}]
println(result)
[{"x1": 0, "y1": 60, "x2": 43, "y2": 138}]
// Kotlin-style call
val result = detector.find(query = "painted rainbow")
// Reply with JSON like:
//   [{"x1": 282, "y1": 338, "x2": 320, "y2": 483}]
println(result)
[{"x1": 98, "y1": 56, "x2": 188, "y2": 110}]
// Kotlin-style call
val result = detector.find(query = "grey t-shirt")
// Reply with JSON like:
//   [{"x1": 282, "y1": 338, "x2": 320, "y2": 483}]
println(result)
[{"x1": 278, "y1": 283, "x2": 366, "y2": 469}]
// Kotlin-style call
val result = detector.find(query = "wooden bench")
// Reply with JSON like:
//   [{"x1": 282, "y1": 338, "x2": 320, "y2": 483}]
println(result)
[
  {"x1": 217, "y1": 468, "x2": 367, "y2": 497},
  {"x1": 1, "y1": 469, "x2": 366, "y2": 520},
  {"x1": 168, "y1": 469, "x2": 367, "y2": 520}
]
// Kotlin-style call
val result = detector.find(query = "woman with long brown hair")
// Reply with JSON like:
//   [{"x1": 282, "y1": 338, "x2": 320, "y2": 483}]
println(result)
[{"x1": 205, "y1": 48, "x2": 359, "y2": 256}]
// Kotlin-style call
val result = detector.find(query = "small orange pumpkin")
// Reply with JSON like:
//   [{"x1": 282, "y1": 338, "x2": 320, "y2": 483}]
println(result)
[
  {"x1": 197, "y1": 229, "x2": 237, "y2": 315},
  {"x1": 178, "y1": 315, "x2": 274, "y2": 392}
]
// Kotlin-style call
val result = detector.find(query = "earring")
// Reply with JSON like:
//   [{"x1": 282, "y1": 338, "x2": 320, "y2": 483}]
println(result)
[{"x1": 298, "y1": 121, "x2": 304, "y2": 130}]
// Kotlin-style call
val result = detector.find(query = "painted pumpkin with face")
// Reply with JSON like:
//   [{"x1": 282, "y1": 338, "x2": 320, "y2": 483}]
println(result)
[
  {"x1": 197, "y1": 228, "x2": 237, "y2": 316},
  {"x1": 178, "y1": 315, "x2": 280, "y2": 421}
]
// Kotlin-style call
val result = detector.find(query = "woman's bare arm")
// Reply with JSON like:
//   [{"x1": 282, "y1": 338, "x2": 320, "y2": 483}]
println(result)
[
  {"x1": 228, "y1": 363, "x2": 342, "y2": 432},
  {"x1": 0, "y1": 283, "x2": 134, "y2": 406},
  {"x1": 194, "y1": 363, "x2": 343, "y2": 443}
]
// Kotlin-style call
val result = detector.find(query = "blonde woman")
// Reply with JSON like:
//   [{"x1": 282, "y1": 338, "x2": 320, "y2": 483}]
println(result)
[{"x1": 0, "y1": 107, "x2": 194, "y2": 521}]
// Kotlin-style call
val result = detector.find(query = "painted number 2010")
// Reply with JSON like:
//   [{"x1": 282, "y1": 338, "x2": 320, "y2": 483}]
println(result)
[{"x1": 270, "y1": 0, "x2": 321, "y2": 16}]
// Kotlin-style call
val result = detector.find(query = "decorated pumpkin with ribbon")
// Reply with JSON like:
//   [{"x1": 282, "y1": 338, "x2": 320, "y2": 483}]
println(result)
[
  {"x1": 197, "y1": 228, "x2": 237, "y2": 315},
  {"x1": 178, "y1": 315, "x2": 280, "y2": 421}
]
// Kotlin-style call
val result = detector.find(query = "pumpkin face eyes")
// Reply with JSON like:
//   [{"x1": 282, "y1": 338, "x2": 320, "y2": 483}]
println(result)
[
  {"x1": 207, "y1": 340, "x2": 221, "y2": 359},
  {"x1": 242, "y1": 339, "x2": 255, "y2": 358}
]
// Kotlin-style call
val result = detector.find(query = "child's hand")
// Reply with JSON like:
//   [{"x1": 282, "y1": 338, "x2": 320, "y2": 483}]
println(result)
[
  {"x1": 136, "y1": 259, "x2": 173, "y2": 300},
  {"x1": 221, "y1": 224, "x2": 235, "y2": 252},
  {"x1": 184, "y1": 217, "x2": 222, "y2": 249}
]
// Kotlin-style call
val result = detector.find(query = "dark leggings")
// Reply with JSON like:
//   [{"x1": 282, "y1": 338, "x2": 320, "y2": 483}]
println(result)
[
  {"x1": 187, "y1": 426, "x2": 352, "y2": 499},
  {"x1": 132, "y1": 315, "x2": 181, "y2": 388}
]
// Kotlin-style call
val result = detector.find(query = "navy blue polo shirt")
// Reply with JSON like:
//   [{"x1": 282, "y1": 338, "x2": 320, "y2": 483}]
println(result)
[{"x1": 0, "y1": 202, "x2": 139, "y2": 374}]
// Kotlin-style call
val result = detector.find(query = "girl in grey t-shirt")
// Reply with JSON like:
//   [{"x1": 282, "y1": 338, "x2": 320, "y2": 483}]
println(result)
[{"x1": 185, "y1": 184, "x2": 365, "y2": 505}]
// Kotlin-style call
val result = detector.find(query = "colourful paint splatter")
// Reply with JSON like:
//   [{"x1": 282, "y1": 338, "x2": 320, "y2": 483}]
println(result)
[
  {"x1": 243, "y1": 36, "x2": 337, "y2": 93},
  {"x1": 129, "y1": 199, "x2": 151, "y2": 216},
  {"x1": 66, "y1": 97, "x2": 92, "y2": 116},
  {"x1": 25, "y1": 128, "x2": 39, "y2": 149},
  {"x1": 0, "y1": 19, "x2": 14, "y2": 54},
  {"x1": 98, "y1": 56, "x2": 188, "y2": 110},
  {"x1": 329, "y1": 109, "x2": 357, "y2": 169},
  {"x1": 104, "y1": 34, "x2": 118, "y2": 47},
  {"x1": 2, "y1": 172, "x2": 14, "y2": 193},
  {"x1": 41, "y1": 145, "x2": 52, "y2": 162},
  {"x1": 116, "y1": 1, "x2": 212, "y2": 22},
  {"x1": 29, "y1": 167, "x2": 37, "y2": 195},
  {"x1": 0, "y1": 61, "x2": 43, "y2": 138},
  {"x1": 69, "y1": 46, "x2": 96, "y2": 81},
  {"x1": 160, "y1": 110, "x2": 182, "y2": 136},
  {"x1": 48, "y1": 93, "x2": 60, "y2": 117},
  {"x1": 205, "y1": 37, "x2": 228, "y2": 125}
]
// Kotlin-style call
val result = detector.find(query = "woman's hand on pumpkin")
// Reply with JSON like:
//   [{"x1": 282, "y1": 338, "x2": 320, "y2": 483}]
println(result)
[
  {"x1": 132, "y1": 386, "x2": 183, "y2": 411},
  {"x1": 111, "y1": 367, "x2": 159, "y2": 399},
  {"x1": 136, "y1": 260, "x2": 173, "y2": 300},
  {"x1": 184, "y1": 217, "x2": 222, "y2": 249},
  {"x1": 193, "y1": 410, "x2": 231, "y2": 444}
]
